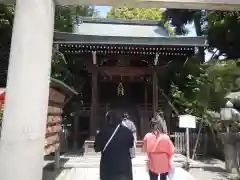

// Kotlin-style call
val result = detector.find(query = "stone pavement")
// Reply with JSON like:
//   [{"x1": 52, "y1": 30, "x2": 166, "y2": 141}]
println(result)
[
  {"x1": 43, "y1": 153, "x2": 238, "y2": 180},
  {"x1": 188, "y1": 158, "x2": 238, "y2": 180},
  {"x1": 59, "y1": 152, "x2": 200, "y2": 168}
]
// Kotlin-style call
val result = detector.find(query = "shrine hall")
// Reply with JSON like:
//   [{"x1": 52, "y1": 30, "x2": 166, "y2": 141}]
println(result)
[{"x1": 53, "y1": 17, "x2": 207, "y2": 147}]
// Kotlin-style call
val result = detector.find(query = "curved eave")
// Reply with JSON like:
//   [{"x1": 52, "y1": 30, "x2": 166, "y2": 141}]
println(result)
[
  {"x1": 50, "y1": 78, "x2": 78, "y2": 96},
  {"x1": 54, "y1": 32, "x2": 208, "y2": 47}
]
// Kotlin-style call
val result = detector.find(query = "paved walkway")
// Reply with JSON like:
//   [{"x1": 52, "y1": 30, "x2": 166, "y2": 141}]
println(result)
[{"x1": 43, "y1": 153, "x2": 238, "y2": 180}]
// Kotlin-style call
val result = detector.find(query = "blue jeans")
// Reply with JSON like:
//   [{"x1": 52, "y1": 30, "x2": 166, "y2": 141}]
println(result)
[{"x1": 149, "y1": 170, "x2": 168, "y2": 180}]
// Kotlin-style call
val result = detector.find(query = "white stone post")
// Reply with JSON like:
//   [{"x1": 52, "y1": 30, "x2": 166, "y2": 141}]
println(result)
[{"x1": 0, "y1": 1, "x2": 55, "y2": 180}]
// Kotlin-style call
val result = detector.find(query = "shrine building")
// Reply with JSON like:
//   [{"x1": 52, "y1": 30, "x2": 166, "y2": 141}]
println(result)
[{"x1": 54, "y1": 17, "x2": 207, "y2": 145}]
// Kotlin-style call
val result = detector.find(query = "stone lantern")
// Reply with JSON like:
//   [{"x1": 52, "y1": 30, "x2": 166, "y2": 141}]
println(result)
[
  {"x1": 221, "y1": 94, "x2": 240, "y2": 173},
  {"x1": 220, "y1": 101, "x2": 234, "y2": 132}
]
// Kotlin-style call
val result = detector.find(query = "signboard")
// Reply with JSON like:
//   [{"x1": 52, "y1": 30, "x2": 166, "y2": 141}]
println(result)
[{"x1": 179, "y1": 114, "x2": 196, "y2": 128}]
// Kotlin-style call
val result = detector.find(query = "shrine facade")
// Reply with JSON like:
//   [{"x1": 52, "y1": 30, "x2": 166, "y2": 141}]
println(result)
[{"x1": 54, "y1": 17, "x2": 207, "y2": 145}]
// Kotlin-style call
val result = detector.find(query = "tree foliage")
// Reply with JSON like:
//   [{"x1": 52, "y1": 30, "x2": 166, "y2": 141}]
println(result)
[
  {"x1": 108, "y1": 8, "x2": 163, "y2": 20},
  {"x1": 55, "y1": 5, "x2": 98, "y2": 32},
  {"x1": 208, "y1": 11, "x2": 240, "y2": 59},
  {"x1": 0, "y1": 4, "x2": 98, "y2": 120},
  {"x1": 0, "y1": 5, "x2": 14, "y2": 86},
  {"x1": 164, "y1": 9, "x2": 240, "y2": 60},
  {"x1": 163, "y1": 10, "x2": 198, "y2": 35},
  {"x1": 171, "y1": 57, "x2": 240, "y2": 128},
  {"x1": 52, "y1": 5, "x2": 98, "y2": 83},
  {"x1": 0, "y1": 4, "x2": 97, "y2": 86},
  {"x1": 163, "y1": 9, "x2": 205, "y2": 60},
  {"x1": 107, "y1": 7, "x2": 173, "y2": 34}
]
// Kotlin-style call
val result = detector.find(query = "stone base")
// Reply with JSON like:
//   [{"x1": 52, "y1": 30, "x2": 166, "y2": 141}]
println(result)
[{"x1": 221, "y1": 133, "x2": 240, "y2": 173}]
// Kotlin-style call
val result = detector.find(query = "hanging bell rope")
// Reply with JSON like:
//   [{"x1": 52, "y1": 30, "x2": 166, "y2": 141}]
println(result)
[{"x1": 117, "y1": 82, "x2": 124, "y2": 96}]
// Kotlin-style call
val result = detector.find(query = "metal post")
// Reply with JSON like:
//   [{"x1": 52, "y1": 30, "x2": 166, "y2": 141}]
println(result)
[
  {"x1": 185, "y1": 127, "x2": 190, "y2": 171},
  {"x1": 54, "y1": 147, "x2": 60, "y2": 169}
]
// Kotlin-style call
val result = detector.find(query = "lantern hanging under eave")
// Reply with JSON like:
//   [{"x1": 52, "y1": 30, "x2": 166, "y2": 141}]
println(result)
[{"x1": 117, "y1": 82, "x2": 124, "y2": 96}]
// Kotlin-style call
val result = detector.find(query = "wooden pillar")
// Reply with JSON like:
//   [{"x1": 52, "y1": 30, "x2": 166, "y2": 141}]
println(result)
[
  {"x1": 152, "y1": 72, "x2": 158, "y2": 116},
  {"x1": 144, "y1": 84, "x2": 148, "y2": 112},
  {"x1": 152, "y1": 54, "x2": 159, "y2": 117},
  {"x1": 90, "y1": 51, "x2": 98, "y2": 139},
  {"x1": 164, "y1": 103, "x2": 172, "y2": 133},
  {"x1": 0, "y1": 1, "x2": 55, "y2": 180},
  {"x1": 139, "y1": 84, "x2": 148, "y2": 137}
]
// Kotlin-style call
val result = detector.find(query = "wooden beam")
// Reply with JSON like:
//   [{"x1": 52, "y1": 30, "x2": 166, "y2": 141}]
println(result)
[
  {"x1": 55, "y1": 0, "x2": 240, "y2": 11},
  {"x1": 99, "y1": 77, "x2": 146, "y2": 82},
  {"x1": 2, "y1": 0, "x2": 240, "y2": 11},
  {"x1": 87, "y1": 66, "x2": 166, "y2": 75}
]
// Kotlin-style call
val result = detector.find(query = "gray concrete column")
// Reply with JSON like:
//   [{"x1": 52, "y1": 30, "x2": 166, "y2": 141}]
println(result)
[{"x1": 0, "y1": 1, "x2": 55, "y2": 180}]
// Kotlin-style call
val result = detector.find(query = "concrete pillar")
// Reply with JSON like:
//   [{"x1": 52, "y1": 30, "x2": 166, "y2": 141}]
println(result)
[{"x1": 0, "y1": 1, "x2": 55, "y2": 180}]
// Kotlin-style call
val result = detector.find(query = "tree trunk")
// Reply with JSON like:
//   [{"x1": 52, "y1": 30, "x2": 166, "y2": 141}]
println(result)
[
  {"x1": 159, "y1": 89, "x2": 179, "y2": 115},
  {"x1": 192, "y1": 119, "x2": 203, "y2": 160}
]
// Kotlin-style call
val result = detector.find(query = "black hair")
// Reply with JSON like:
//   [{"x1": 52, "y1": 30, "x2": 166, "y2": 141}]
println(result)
[
  {"x1": 105, "y1": 110, "x2": 121, "y2": 128},
  {"x1": 123, "y1": 112, "x2": 129, "y2": 119}
]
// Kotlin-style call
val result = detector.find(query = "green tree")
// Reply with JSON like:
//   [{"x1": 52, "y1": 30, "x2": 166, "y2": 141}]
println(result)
[
  {"x1": 163, "y1": 9, "x2": 205, "y2": 60},
  {"x1": 52, "y1": 5, "x2": 98, "y2": 83},
  {"x1": 55, "y1": 5, "x2": 98, "y2": 32},
  {"x1": 108, "y1": 8, "x2": 163, "y2": 20},
  {"x1": 107, "y1": 7, "x2": 173, "y2": 34},
  {"x1": 208, "y1": 11, "x2": 240, "y2": 59},
  {"x1": 171, "y1": 57, "x2": 240, "y2": 126},
  {"x1": 0, "y1": 4, "x2": 98, "y2": 85},
  {"x1": 0, "y1": 4, "x2": 98, "y2": 120},
  {"x1": 0, "y1": 5, "x2": 14, "y2": 86}
]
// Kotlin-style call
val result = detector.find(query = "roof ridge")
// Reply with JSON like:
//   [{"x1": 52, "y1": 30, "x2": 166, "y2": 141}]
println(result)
[{"x1": 77, "y1": 17, "x2": 165, "y2": 27}]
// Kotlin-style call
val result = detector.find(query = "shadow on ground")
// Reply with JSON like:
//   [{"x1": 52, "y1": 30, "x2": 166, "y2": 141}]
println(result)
[
  {"x1": 191, "y1": 165, "x2": 238, "y2": 180},
  {"x1": 42, "y1": 155, "x2": 70, "y2": 180}
]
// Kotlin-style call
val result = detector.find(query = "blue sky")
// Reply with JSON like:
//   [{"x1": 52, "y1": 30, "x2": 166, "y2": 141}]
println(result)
[{"x1": 95, "y1": 6, "x2": 211, "y2": 60}]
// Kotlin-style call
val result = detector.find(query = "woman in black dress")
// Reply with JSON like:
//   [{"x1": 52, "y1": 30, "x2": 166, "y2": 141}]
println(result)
[{"x1": 94, "y1": 111, "x2": 134, "y2": 180}]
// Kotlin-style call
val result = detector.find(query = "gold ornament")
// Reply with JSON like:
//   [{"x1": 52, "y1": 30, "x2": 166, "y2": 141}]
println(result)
[{"x1": 117, "y1": 82, "x2": 124, "y2": 96}]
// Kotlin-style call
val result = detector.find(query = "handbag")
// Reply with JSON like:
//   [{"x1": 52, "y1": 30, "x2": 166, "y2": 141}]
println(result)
[
  {"x1": 102, "y1": 124, "x2": 120, "y2": 152},
  {"x1": 167, "y1": 167, "x2": 196, "y2": 180},
  {"x1": 122, "y1": 120, "x2": 136, "y2": 158},
  {"x1": 168, "y1": 156, "x2": 175, "y2": 180}
]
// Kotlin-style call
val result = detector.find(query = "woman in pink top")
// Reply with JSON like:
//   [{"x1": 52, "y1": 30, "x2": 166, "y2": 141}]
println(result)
[{"x1": 142, "y1": 117, "x2": 174, "y2": 180}]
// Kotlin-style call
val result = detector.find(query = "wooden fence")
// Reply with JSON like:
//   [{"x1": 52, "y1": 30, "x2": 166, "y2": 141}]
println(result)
[{"x1": 173, "y1": 132, "x2": 208, "y2": 156}]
